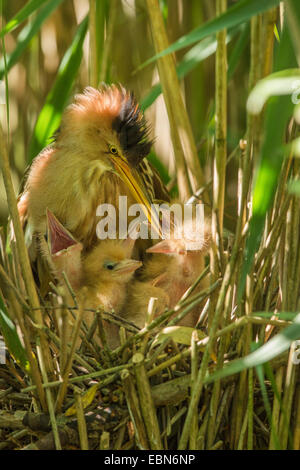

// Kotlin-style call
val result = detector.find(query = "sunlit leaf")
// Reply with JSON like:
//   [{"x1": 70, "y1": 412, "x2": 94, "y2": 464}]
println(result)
[
  {"x1": 238, "y1": 23, "x2": 297, "y2": 299},
  {"x1": 64, "y1": 383, "x2": 99, "y2": 417},
  {"x1": 205, "y1": 313, "x2": 300, "y2": 384},
  {"x1": 29, "y1": 16, "x2": 88, "y2": 161},
  {"x1": 139, "y1": 0, "x2": 281, "y2": 71},
  {"x1": 263, "y1": 361, "x2": 292, "y2": 449},
  {"x1": 274, "y1": 24, "x2": 280, "y2": 43},
  {"x1": 254, "y1": 342, "x2": 280, "y2": 450},
  {"x1": 151, "y1": 326, "x2": 206, "y2": 348},
  {"x1": 0, "y1": 296, "x2": 29, "y2": 372},
  {"x1": 0, "y1": 0, "x2": 64, "y2": 80},
  {"x1": 0, "y1": 0, "x2": 49, "y2": 38},
  {"x1": 247, "y1": 69, "x2": 300, "y2": 115}
]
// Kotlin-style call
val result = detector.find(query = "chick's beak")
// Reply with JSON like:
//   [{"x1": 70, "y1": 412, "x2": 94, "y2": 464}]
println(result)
[
  {"x1": 46, "y1": 208, "x2": 82, "y2": 257},
  {"x1": 146, "y1": 239, "x2": 174, "y2": 254},
  {"x1": 110, "y1": 155, "x2": 161, "y2": 237},
  {"x1": 113, "y1": 259, "x2": 142, "y2": 275}
]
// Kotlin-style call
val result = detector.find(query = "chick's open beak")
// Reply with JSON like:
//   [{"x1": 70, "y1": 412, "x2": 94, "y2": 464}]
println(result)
[
  {"x1": 46, "y1": 208, "x2": 82, "y2": 257},
  {"x1": 110, "y1": 155, "x2": 161, "y2": 237}
]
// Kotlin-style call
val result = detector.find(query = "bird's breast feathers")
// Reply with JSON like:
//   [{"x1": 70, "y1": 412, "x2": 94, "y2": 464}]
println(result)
[{"x1": 25, "y1": 148, "x2": 115, "y2": 239}]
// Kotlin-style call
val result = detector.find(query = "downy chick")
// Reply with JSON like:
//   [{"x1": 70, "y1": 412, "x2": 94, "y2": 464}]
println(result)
[
  {"x1": 47, "y1": 209, "x2": 141, "y2": 348},
  {"x1": 140, "y1": 214, "x2": 211, "y2": 327},
  {"x1": 121, "y1": 275, "x2": 169, "y2": 329}
]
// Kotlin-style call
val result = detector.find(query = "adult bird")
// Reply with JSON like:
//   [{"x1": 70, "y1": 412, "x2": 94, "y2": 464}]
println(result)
[{"x1": 17, "y1": 84, "x2": 169, "y2": 284}]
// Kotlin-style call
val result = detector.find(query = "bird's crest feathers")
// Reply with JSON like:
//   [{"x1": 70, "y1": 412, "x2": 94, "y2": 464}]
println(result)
[{"x1": 61, "y1": 84, "x2": 152, "y2": 165}]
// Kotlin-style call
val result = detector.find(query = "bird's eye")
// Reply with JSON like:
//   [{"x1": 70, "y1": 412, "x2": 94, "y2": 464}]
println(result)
[
  {"x1": 103, "y1": 261, "x2": 116, "y2": 270},
  {"x1": 109, "y1": 145, "x2": 118, "y2": 155}
]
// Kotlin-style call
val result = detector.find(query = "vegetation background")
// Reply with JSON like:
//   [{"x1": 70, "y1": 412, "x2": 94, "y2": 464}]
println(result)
[{"x1": 0, "y1": 0, "x2": 300, "y2": 450}]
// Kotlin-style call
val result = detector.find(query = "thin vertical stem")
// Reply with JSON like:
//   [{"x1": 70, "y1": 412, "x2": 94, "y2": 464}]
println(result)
[
  {"x1": 121, "y1": 369, "x2": 149, "y2": 450},
  {"x1": 207, "y1": 0, "x2": 227, "y2": 446},
  {"x1": 133, "y1": 352, "x2": 163, "y2": 450},
  {"x1": 213, "y1": 0, "x2": 227, "y2": 243},
  {"x1": 262, "y1": 8, "x2": 278, "y2": 78},
  {"x1": 89, "y1": 0, "x2": 98, "y2": 87},
  {"x1": 146, "y1": 0, "x2": 206, "y2": 201},
  {"x1": 75, "y1": 392, "x2": 89, "y2": 450},
  {"x1": 247, "y1": 368, "x2": 254, "y2": 449},
  {"x1": 99, "y1": 0, "x2": 117, "y2": 83},
  {"x1": 55, "y1": 302, "x2": 85, "y2": 412},
  {"x1": 189, "y1": 330, "x2": 199, "y2": 449},
  {"x1": 0, "y1": 122, "x2": 52, "y2": 410},
  {"x1": 269, "y1": 366, "x2": 284, "y2": 449}
]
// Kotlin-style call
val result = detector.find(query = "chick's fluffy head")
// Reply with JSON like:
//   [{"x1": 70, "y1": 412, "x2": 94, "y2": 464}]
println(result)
[{"x1": 82, "y1": 239, "x2": 138, "y2": 285}]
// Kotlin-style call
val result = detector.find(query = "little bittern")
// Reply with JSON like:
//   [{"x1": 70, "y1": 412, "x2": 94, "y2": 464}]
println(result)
[
  {"x1": 47, "y1": 209, "x2": 141, "y2": 348},
  {"x1": 141, "y1": 214, "x2": 211, "y2": 327},
  {"x1": 47, "y1": 208, "x2": 83, "y2": 291},
  {"x1": 75, "y1": 239, "x2": 142, "y2": 349},
  {"x1": 122, "y1": 276, "x2": 169, "y2": 329},
  {"x1": 18, "y1": 84, "x2": 169, "y2": 283}
]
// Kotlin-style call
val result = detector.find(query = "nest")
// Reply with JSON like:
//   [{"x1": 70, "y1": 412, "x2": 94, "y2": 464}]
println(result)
[{"x1": 0, "y1": 222, "x2": 294, "y2": 450}]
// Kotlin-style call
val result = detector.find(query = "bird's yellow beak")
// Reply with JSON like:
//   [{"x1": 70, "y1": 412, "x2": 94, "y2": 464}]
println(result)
[
  {"x1": 112, "y1": 259, "x2": 142, "y2": 275},
  {"x1": 110, "y1": 155, "x2": 162, "y2": 237}
]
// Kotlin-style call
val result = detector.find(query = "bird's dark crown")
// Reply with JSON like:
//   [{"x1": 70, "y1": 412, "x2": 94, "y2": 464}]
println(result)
[
  {"x1": 56, "y1": 84, "x2": 153, "y2": 166},
  {"x1": 111, "y1": 87, "x2": 153, "y2": 166}
]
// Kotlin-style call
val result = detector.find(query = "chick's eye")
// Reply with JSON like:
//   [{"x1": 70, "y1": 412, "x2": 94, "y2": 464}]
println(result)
[
  {"x1": 109, "y1": 145, "x2": 118, "y2": 155},
  {"x1": 103, "y1": 261, "x2": 116, "y2": 270}
]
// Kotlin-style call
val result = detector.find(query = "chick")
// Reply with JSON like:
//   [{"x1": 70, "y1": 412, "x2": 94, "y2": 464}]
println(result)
[
  {"x1": 80, "y1": 239, "x2": 142, "y2": 313},
  {"x1": 47, "y1": 209, "x2": 141, "y2": 348},
  {"x1": 46, "y1": 208, "x2": 83, "y2": 292},
  {"x1": 79, "y1": 239, "x2": 142, "y2": 349},
  {"x1": 122, "y1": 276, "x2": 169, "y2": 329},
  {"x1": 140, "y1": 214, "x2": 211, "y2": 327}
]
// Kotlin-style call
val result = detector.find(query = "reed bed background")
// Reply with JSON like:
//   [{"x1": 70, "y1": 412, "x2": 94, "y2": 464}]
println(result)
[{"x1": 0, "y1": 0, "x2": 300, "y2": 450}]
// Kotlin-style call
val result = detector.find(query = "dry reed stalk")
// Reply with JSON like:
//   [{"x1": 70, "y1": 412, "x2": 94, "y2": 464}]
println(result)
[
  {"x1": 213, "y1": 0, "x2": 227, "y2": 247},
  {"x1": 208, "y1": 0, "x2": 229, "y2": 427},
  {"x1": 278, "y1": 343, "x2": 297, "y2": 449},
  {"x1": 292, "y1": 384, "x2": 300, "y2": 450},
  {"x1": 55, "y1": 301, "x2": 85, "y2": 412},
  {"x1": 89, "y1": 0, "x2": 98, "y2": 88},
  {"x1": 262, "y1": 8, "x2": 278, "y2": 78},
  {"x1": 75, "y1": 392, "x2": 89, "y2": 450},
  {"x1": 269, "y1": 366, "x2": 284, "y2": 449},
  {"x1": 232, "y1": 13, "x2": 263, "y2": 448},
  {"x1": 189, "y1": 330, "x2": 199, "y2": 449},
  {"x1": 247, "y1": 367, "x2": 254, "y2": 449},
  {"x1": 99, "y1": 0, "x2": 118, "y2": 82},
  {"x1": 121, "y1": 369, "x2": 149, "y2": 450},
  {"x1": 0, "y1": 123, "x2": 49, "y2": 410},
  {"x1": 99, "y1": 431, "x2": 110, "y2": 450},
  {"x1": 133, "y1": 352, "x2": 163, "y2": 449},
  {"x1": 57, "y1": 301, "x2": 69, "y2": 376},
  {"x1": 43, "y1": 326, "x2": 95, "y2": 373},
  {"x1": 146, "y1": 0, "x2": 205, "y2": 201}
]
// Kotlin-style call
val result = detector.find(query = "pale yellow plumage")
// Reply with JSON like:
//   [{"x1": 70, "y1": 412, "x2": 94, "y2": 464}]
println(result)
[{"x1": 18, "y1": 85, "x2": 169, "y2": 287}]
